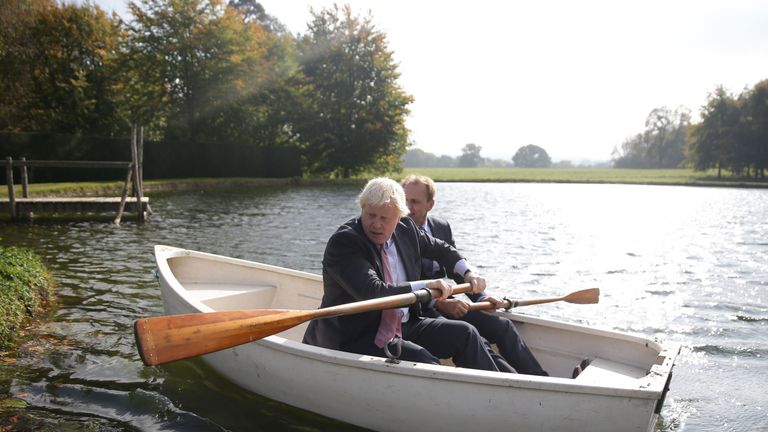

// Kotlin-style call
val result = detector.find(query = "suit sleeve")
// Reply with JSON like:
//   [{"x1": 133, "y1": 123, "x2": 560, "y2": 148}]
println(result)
[
  {"x1": 323, "y1": 227, "x2": 412, "y2": 301},
  {"x1": 415, "y1": 221, "x2": 464, "y2": 274},
  {"x1": 436, "y1": 218, "x2": 487, "y2": 302}
]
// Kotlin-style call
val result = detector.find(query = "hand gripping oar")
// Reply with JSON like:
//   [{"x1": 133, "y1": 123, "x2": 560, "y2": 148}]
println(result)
[
  {"x1": 135, "y1": 283, "x2": 474, "y2": 367},
  {"x1": 467, "y1": 288, "x2": 600, "y2": 312}
]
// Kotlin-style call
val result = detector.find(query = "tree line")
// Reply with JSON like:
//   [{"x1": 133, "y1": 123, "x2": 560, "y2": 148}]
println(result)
[
  {"x1": 612, "y1": 81, "x2": 768, "y2": 178},
  {"x1": 405, "y1": 144, "x2": 605, "y2": 168},
  {"x1": 0, "y1": 0, "x2": 410, "y2": 178}
]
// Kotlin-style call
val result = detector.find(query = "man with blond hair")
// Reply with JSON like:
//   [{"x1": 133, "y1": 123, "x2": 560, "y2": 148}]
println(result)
[
  {"x1": 303, "y1": 177, "x2": 507, "y2": 371},
  {"x1": 401, "y1": 174, "x2": 548, "y2": 375}
]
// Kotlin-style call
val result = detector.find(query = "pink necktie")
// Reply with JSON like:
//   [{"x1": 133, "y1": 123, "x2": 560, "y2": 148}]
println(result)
[{"x1": 374, "y1": 244, "x2": 403, "y2": 348}]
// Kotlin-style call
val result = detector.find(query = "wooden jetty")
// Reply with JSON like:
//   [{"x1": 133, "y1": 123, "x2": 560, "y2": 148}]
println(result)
[
  {"x1": 2, "y1": 125, "x2": 149, "y2": 223},
  {"x1": 2, "y1": 158, "x2": 150, "y2": 223}
]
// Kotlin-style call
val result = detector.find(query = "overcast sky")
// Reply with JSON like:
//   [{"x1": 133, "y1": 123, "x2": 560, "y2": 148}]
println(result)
[{"x1": 93, "y1": 0, "x2": 768, "y2": 162}]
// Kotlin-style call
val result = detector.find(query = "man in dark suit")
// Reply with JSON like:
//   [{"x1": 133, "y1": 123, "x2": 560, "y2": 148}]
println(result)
[
  {"x1": 401, "y1": 174, "x2": 548, "y2": 376},
  {"x1": 303, "y1": 177, "x2": 508, "y2": 372}
]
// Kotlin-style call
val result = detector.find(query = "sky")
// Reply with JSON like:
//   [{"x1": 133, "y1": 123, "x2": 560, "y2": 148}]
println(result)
[{"x1": 91, "y1": 0, "x2": 768, "y2": 162}]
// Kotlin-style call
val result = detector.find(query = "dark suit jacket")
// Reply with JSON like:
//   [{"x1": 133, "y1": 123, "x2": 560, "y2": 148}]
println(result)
[
  {"x1": 302, "y1": 216, "x2": 465, "y2": 351},
  {"x1": 422, "y1": 215, "x2": 485, "y2": 303}
]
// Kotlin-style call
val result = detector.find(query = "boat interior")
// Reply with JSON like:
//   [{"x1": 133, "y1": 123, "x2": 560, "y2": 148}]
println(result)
[{"x1": 167, "y1": 253, "x2": 673, "y2": 383}]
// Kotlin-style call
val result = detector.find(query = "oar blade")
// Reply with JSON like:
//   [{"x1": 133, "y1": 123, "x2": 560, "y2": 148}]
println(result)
[
  {"x1": 135, "y1": 309, "x2": 309, "y2": 366},
  {"x1": 562, "y1": 288, "x2": 600, "y2": 304}
]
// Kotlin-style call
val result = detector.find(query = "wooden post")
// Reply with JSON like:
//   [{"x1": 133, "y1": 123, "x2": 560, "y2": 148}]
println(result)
[
  {"x1": 114, "y1": 164, "x2": 133, "y2": 225},
  {"x1": 20, "y1": 157, "x2": 29, "y2": 198},
  {"x1": 130, "y1": 125, "x2": 145, "y2": 222},
  {"x1": 138, "y1": 126, "x2": 144, "y2": 193},
  {"x1": 5, "y1": 157, "x2": 16, "y2": 220}
]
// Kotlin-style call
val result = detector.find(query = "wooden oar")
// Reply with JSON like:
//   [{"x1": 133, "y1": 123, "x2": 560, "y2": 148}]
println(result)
[
  {"x1": 467, "y1": 288, "x2": 600, "y2": 312},
  {"x1": 135, "y1": 283, "x2": 474, "y2": 367}
]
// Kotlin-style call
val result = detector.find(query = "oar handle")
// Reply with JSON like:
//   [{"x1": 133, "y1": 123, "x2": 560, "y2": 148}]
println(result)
[
  {"x1": 467, "y1": 300, "x2": 505, "y2": 312},
  {"x1": 315, "y1": 282, "x2": 474, "y2": 319}
]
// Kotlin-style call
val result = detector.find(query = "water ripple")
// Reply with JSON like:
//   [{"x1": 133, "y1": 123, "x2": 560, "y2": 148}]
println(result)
[{"x1": 2, "y1": 183, "x2": 767, "y2": 432}]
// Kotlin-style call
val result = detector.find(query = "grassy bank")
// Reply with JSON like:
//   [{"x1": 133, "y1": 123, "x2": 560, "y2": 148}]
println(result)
[
  {"x1": 400, "y1": 168, "x2": 768, "y2": 187},
  {"x1": 3, "y1": 168, "x2": 766, "y2": 198},
  {"x1": 2, "y1": 176, "x2": 371, "y2": 198},
  {"x1": 0, "y1": 246, "x2": 55, "y2": 349}
]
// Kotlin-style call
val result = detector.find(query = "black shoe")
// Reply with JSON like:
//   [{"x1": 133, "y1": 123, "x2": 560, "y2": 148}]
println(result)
[{"x1": 571, "y1": 358, "x2": 591, "y2": 378}]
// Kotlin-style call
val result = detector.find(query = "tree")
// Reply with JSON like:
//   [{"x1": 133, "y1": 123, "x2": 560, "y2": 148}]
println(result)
[
  {"x1": 612, "y1": 106, "x2": 690, "y2": 169},
  {"x1": 512, "y1": 144, "x2": 551, "y2": 168},
  {"x1": 612, "y1": 133, "x2": 650, "y2": 168},
  {"x1": 0, "y1": 0, "x2": 123, "y2": 135},
  {"x1": 122, "y1": 0, "x2": 278, "y2": 142},
  {"x1": 687, "y1": 86, "x2": 741, "y2": 177},
  {"x1": 296, "y1": 5, "x2": 413, "y2": 177},
  {"x1": 741, "y1": 80, "x2": 768, "y2": 178},
  {"x1": 228, "y1": 0, "x2": 286, "y2": 33},
  {"x1": 457, "y1": 143, "x2": 483, "y2": 167},
  {"x1": 644, "y1": 106, "x2": 690, "y2": 168}
]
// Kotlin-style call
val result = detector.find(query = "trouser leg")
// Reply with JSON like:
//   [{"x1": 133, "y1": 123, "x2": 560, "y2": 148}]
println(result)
[
  {"x1": 345, "y1": 336, "x2": 440, "y2": 365},
  {"x1": 403, "y1": 317, "x2": 501, "y2": 372},
  {"x1": 462, "y1": 310, "x2": 548, "y2": 376}
]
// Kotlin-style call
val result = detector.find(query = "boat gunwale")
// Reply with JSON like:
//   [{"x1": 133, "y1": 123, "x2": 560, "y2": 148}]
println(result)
[{"x1": 153, "y1": 245, "x2": 678, "y2": 401}]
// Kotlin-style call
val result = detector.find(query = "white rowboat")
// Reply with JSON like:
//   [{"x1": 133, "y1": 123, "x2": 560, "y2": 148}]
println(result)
[{"x1": 152, "y1": 245, "x2": 679, "y2": 432}]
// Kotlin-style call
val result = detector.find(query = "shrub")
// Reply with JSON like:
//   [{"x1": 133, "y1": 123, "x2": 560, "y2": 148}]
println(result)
[{"x1": 0, "y1": 246, "x2": 54, "y2": 349}]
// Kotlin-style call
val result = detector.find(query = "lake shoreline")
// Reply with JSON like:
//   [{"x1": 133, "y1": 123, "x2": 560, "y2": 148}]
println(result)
[{"x1": 6, "y1": 168, "x2": 768, "y2": 197}]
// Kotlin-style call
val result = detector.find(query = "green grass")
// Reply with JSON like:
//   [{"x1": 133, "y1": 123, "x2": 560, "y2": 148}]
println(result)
[
  {"x1": 399, "y1": 167, "x2": 768, "y2": 187},
  {"x1": 0, "y1": 246, "x2": 55, "y2": 349},
  {"x1": 2, "y1": 168, "x2": 766, "y2": 198},
  {"x1": 3, "y1": 177, "x2": 300, "y2": 198}
]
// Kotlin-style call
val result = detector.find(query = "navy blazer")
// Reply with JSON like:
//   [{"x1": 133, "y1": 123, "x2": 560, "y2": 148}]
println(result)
[
  {"x1": 303, "y1": 216, "x2": 464, "y2": 351},
  {"x1": 422, "y1": 215, "x2": 484, "y2": 302}
]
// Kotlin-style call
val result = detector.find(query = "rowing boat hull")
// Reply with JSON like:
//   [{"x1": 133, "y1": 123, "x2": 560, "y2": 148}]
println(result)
[{"x1": 153, "y1": 245, "x2": 678, "y2": 432}]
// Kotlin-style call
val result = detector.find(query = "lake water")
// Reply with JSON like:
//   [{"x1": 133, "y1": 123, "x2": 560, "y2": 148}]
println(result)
[{"x1": 0, "y1": 182, "x2": 766, "y2": 431}]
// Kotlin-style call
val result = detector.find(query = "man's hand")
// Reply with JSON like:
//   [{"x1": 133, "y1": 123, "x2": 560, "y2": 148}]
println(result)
[
  {"x1": 425, "y1": 279, "x2": 453, "y2": 301},
  {"x1": 464, "y1": 271, "x2": 486, "y2": 294},
  {"x1": 435, "y1": 298, "x2": 469, "y2": 319},
  {"x1": 485, "y1": 296, "x2": 507, "y2": 309}
]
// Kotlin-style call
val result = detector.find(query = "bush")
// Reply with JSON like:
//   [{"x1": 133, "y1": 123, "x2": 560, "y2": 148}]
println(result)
[{"x1": 0, "y1": 246, "x2": 55, "y2": 349}]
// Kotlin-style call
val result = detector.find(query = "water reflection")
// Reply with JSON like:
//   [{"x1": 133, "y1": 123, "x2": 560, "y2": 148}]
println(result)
[{"x1": 1, "y1": 182, "x2": 766, "y2": 431}]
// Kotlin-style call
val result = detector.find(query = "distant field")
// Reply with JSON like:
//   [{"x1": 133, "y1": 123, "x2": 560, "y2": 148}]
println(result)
[
  {"x1": 4, "y1": 168, "x2": 766, "y2": 198},
  {"x1": 400, "y1": 167, "x2": 768, "y2": 187}
]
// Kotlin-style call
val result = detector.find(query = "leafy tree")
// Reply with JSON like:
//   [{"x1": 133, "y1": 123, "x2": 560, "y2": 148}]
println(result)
[
  {"x1": 688, "y1": 86, "x2": 741, "y2": 176},
  {"x1": 741, "y1": 80, "x2": 768, "y2": 178},
  {"x1": 512, "y1": 144, "x2": 551, "y2": 168},
  {"x1": 0, "y1": 0, "x2": 122, "y2": 135},
  {"x1": 457, "y1": 143, "x2": 483, "y2": 167},
  {"x1": 296, "y1": 5, "x2": 413, "y2": 177},
  {"x1": 403, "y1": 148, "x2": 460, "y2": 167},
  {"x1": 612, "y1": 106, "x2": 689, "y2": 168},
  {"x1": 228, "y1": 0, "x2": 285, "y2": 33},
  {"x1": 122, "y1": 0, "x2": 279, "y2": 143},
  {"x1": 612, "y1": 133, "x2": 650, "y2": 168},
  {"x1": 644, "y1": 106, "x2": 690, "y2": 168}
]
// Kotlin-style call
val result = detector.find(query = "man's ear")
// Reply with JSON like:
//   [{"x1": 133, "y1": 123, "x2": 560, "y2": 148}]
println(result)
[{"x1": 427, "y1": 200, "x2": 435, "y2": 212}]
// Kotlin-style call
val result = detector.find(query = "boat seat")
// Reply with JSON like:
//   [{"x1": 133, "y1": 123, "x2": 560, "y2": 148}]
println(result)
[
  {"x1": 573, "y1": 358, "x2": 648, "y2": 386},
  {"x1": 183, "y1": 283, "x2": 277, "y2": 310}
]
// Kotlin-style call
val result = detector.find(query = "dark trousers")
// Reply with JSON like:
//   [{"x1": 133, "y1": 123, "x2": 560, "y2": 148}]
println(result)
[
  {"x1": 347, "y1": 316, "x2": 502, "y2": 372},
  {"x1": 461, "y1": 310, "x2": 548, "y2": 376}
]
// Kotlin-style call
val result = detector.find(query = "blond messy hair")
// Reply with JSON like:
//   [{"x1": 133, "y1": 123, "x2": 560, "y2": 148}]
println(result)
[{"x1": 358, "y1": 177, "x2": 409, "y2": 217}]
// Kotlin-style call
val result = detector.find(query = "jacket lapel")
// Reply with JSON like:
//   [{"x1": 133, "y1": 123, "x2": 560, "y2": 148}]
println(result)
[{"x1": 393, "y1": 220, "x2": 420, "y2": 281}]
